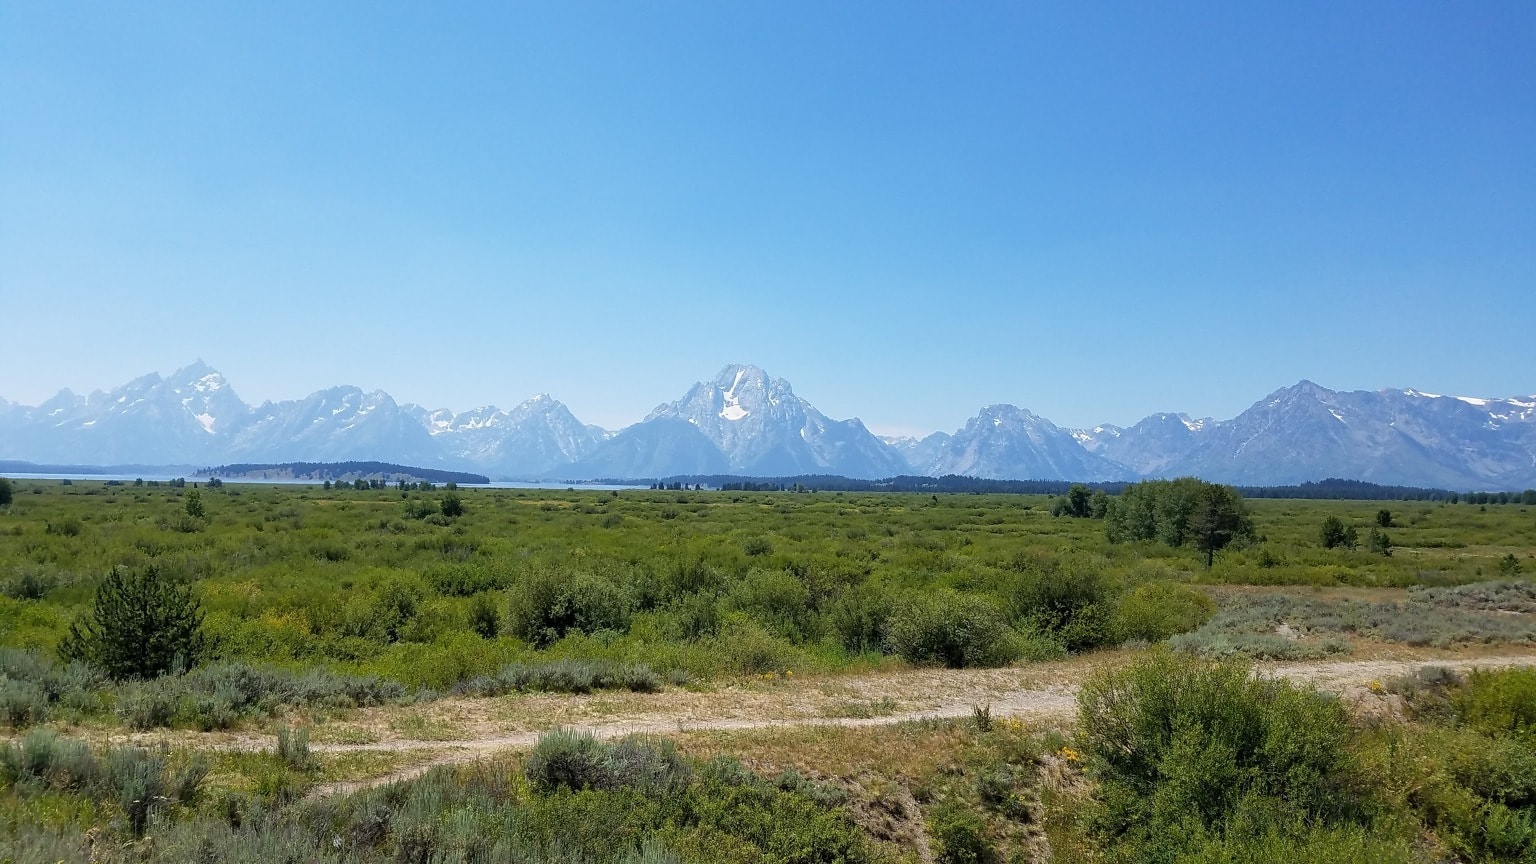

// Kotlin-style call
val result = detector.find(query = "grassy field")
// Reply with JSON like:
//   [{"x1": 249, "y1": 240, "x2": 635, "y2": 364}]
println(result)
[{"x1": 2, "y1": 479, "x2": 1535, "y2": 861}]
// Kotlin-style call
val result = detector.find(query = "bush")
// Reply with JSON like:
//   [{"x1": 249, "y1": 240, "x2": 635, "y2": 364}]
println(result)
[
  {"x1": 886, "y1": 591, "x2": 1019, "y2": 668},
  {"x1": 0, "y1": 567, "x2": 58, "y2": 600},
  {"x1": 1451, "y1": 667, "x2": 1536, "y2": 738},
  {"x1": 106, "y1": 746, "x2": 168, "y2": 837},
  {"x1": 826, "y1": 583, "x2": 894, "y2": 654},
  {"x1": 454, "y1": 659, "x2": 664, "y2": 697},
  {"x1": 1077, "y1": 650, "x2": 1357, "y2": 863},
  {"x1": 928, "y1": 799, "x2": 995, "y2": 863},
  {"x1": 1006, "y1": 560, "x2": 1116, "y2": 651},
  {"x1": 1320, "y1": 516, "x2": 1358, "y2": 550},
  {"x1": 0, "y1": 728, "x2": 101, "y2": 790},
  {"x1": 508, "y1": 566, "x2": 634, "y2": 647},
  {"x1": 524, "y1": 729, "x2": 690, "y2": 794},
  {"x1": 0, "y1": 678, "x2": 49, "y2": 729},
  {"x1": 57, "y1": 565, "x2": 211, "y2": 680},
  {"x1": 1113, "y1": 581, "x2": 1215, "y2": 643}
]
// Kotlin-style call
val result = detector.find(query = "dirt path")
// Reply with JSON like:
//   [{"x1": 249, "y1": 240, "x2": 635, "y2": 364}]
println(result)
[{"x1": 277, "y1": 651, "x2": 1536, "y2": 797}]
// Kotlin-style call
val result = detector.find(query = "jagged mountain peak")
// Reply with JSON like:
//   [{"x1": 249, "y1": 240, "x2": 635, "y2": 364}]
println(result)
[
  {"x1": 4, "y1": 365, "x2": 1535, "y2": 488},
  {"x1": 620, "y1": 364, "x2": 904, "y2": 479}
]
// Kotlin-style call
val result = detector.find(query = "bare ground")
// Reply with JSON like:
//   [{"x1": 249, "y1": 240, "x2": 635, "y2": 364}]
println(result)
[{"x1": 202, "y1": 649, "x2": 1536, "y2": 797}]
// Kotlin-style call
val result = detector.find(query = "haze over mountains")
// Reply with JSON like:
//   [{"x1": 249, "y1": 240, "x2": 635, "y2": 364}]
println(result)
[{"x1": 2, "y1": 362, "x2": 1533, "y2": 490}]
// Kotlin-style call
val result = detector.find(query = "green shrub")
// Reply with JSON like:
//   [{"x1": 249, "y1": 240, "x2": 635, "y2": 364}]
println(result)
[
  {"x1": 0, "y1": 678, "x2": 49, "y2": 729},
  {"x1": 1077, "y1": 650, "x2": 1357, "y2": 863},
  {"x1": 1452, "y1": 667, "x2": 1536, "y2": 738},
  {"x1": 1005, "y1": 557, "x2": 1117, "y2": 651},
  {"x1": 0, "y1": 728, "x2": 101, "y2": 790},
  {"x1": 928, "y1": 799, "x2": 994, "y2": 864},
  {"x1": 887, "y1": 591, "x2": 1019, "y2": 668},
  {"x1": 524, "y1": 728, "x2": 614, "y2": 793},
  {"x1": 455, "y1": 658, "x2": 664, "y2": 696},
  {"x1": 275, "y1": 725, "x2": 316, "y2": 772},
  {"x1": 825, "y1": 583, "x2": 894, "y2": 654},
  {"x1": 116, "y1": 679, "x2": 182, "y2": 730},
  {"x1": 523, "y1": 729, "x2": 689, "y2": 795},
  {"x1": 1113, "y1": 581, "x2": 1215, "y2": 643},
  {"x1": 1, "y1": 567, "x2": 58, "y2": 600},
  {"x1": 508, "y1": 566, "x2": 634, "y2": 647},
  {"x1": 106, "y1": 746, "x2": 168, "y2": 837}
]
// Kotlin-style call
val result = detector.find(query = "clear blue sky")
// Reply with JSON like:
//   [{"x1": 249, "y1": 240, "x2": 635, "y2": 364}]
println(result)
[{"x1": 3, "y1": 2, "x2": 1532, "y2": 436}]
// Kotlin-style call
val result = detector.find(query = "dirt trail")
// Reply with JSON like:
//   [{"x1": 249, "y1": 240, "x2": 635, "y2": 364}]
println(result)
[{"x1": 277, "y1": 652, "x2": 1536, "y2": 797}]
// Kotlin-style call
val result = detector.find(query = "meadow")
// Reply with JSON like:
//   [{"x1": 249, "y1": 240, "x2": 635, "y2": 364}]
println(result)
[{"x1": 2, "y1": 479, "x2": 1535, "y2": 861}]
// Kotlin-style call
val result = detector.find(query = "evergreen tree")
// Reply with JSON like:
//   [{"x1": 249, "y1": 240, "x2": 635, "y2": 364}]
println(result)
[
  {"x1": 1319, "y1": 516, "x2": 1358, "y2": 550},
  {"x1": 0, "y1": 476, "x2": 12, "y2": 508},
  {"x1": 1186, "y1": 483, "x2": 1255, "y2": 568},
  {"x1": 58, "y1": 566, "x2": 210, "y2": 680}
]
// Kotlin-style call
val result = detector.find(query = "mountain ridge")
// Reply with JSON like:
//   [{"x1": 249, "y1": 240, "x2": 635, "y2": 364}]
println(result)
[{"x1": 2, "y1": 364, "x2": 1533, "y2": 489}]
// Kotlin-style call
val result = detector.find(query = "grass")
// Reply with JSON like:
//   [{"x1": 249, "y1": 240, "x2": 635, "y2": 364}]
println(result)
[
  {"x1": 1172, "y1": 581, "x2": 1536, "y2": 660},
  {"x1": 1, "y1": 481, "x2": 1533, "y2": 860}
]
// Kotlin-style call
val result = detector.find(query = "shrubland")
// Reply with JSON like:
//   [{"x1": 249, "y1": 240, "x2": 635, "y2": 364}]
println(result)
[
  {"x1": 0, "y1": 481, "x2": 1529, "y2": 706},
  {"x1": 0, "y1": 478, "x2": 1534, "y2": 859}
]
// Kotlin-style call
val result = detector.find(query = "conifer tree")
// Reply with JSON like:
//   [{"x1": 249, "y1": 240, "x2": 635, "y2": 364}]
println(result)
[{"x1": 58, "y1": 566, "x2": 210, "y2": 680}]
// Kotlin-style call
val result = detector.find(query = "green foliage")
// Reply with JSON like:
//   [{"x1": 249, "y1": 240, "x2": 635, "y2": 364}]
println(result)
[
  {"x1": 1050, "y1": 484, "x2": 1097, "y2": 519},
  {"x1": 0, "y1": 476, "x2": 12, "y2": 507},
  {"x1": 1501, "y1": 553, "x2": 1524, "y2": 578},
  {"x1": 1, "y1": 730, "x2": 205, "y2": 840},
  {"x1": 454, "y1": 658, "x2": 663, "y2": 696},
  {"x1": 1320, "y1": 516, "x2": 1359, "y2": 549},
  {"x1": 1005, "y1": 558, "x2": 1115, "y2": 651},
  {"x1": 0, "y1": 482, "x2": 1531, "y2": 703},
  {"x1": 1186, "y1": 483, "x2": 1255, "y2": 568},
  {"x1": 0, "y1": 678, "x2": 49, "y2": 729},
  {"x1": 468, "y1": 592, "x2": 500, "y2": 639},
  {"x1": 184, "y1": 488, "x2": 206, "y2": 519},
  {"x1": 1367, "y1": 667, "x2": 1536, "y2": 862},
  {"x1": 1112, "y1": 581, "x2": 1214, "y2": 643},
  {"x1": 524, "y1": 729, "x2": 691, "y2": 794},
  {"x1": 1451, "y1": 667, "x2": 1536, "y2": 738},
  {"x1": 1368, "y1": 527, "x2": 1392, "y2": 556},
  {"x1": 1077, "y1": 650, "x2": 1357, "y2": 863},
  {"x1": 274, "y1": 725, "x2": 316, "y2": 771},
  {"x1": 928, "y1": 799, "x2": 995, "y2": 863},
  {"x1": 439, "y1": 492, "x2": 464, "y2": 519},
  {"x1": 1105, "y1": 479, "x2": 1252, "y2": 566},
  {"x1": 508, "y1": 566, "x2": 634, "y2": 647},
  {"x1": 886, "y1": 590, "x2": 1019, "y2": 668},
  {"x1": 57, "y1": 565, "x2": 211, "y2": 680}
]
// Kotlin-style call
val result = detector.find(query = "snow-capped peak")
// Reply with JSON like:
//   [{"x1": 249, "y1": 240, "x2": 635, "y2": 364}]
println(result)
[{"x1": 719, "y1": 367, "x2": 750, "y2": 421}]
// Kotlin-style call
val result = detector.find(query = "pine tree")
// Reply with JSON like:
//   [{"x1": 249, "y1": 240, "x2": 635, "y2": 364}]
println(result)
[
  {"x1": 58, "y1": 566, "x2": 210, "y2": 680},
  {"x1": 1186, "y1": 483, "x2": 1255, "y2": 568}
]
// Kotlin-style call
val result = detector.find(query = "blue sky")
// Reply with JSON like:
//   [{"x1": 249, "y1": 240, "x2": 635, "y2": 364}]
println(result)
[{"x1": 2, "y1": 2, "x2": 1532, "y2": 436}]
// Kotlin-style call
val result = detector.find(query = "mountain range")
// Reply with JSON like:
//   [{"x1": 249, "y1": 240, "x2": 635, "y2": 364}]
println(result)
[{"x1": 2, "y1": 362, "x2": 1533, "y2": 490}]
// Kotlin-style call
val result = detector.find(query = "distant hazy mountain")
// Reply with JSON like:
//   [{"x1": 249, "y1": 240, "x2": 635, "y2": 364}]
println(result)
[
  {"x1": 2, "y1": 364, "x2": 1533, "y2": 488},
  {"x1": 920, "y1": 404, "x2": 1131, "y2": 481},
  {"x1": 629, "y1": 364, "x2": 908, "y2": 479},
  {"x1": 565, "y1": 417, "x2": 731, "y2": 479},
  {"x1": 229, "y1": 386, "x2": 439, "y2": 465},
  {"x1": 0, "y1": 361, "x2": 251, "y2": 465},
  {"x1": 1074, "y1": 413, "x2": 1212, "y2": 477},
  {"x1": 1145, "y1": 382, "x2": 1536, "y2": 489},
  {"x1": 408, "y1": 395, "x2": 606, "y2": 477}
]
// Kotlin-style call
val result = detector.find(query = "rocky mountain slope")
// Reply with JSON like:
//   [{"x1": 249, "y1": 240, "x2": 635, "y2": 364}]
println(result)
[{"x1": 2, "y1": 364, "x2": 1532, "y2": 488}]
